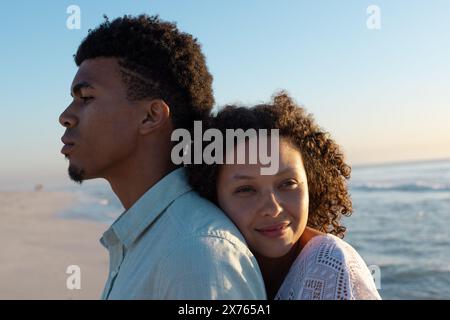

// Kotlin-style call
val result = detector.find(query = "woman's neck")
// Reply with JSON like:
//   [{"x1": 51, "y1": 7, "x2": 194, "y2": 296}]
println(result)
[
  {"x1": 255, "y1": 227, "x2": 324, "y2": 299},
  {"x1": 255, "y1": 241, "x2": 302, "y2": 299}
]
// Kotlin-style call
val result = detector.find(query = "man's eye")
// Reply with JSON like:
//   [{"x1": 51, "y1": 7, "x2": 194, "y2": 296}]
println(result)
[{"x1": 80, "y1": 96, "x2": 93, "y2": 103}]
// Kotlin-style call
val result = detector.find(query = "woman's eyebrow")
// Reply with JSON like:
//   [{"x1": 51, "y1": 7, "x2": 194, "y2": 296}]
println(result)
[
  {"x1": 275, "y1": 168, "x2": 296, "y2": 176},
  {"x1": 231, "y1": 168, "x2": 296, "y2": 180},
  {"x1": 70, "y1": 81, "x2": 95, "y2": 97},
  {"x1": 232, "y1": 174, "x2": 255, "y2": 180}
]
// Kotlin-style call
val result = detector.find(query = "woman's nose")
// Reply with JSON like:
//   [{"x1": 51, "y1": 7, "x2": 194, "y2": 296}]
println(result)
[{"x1": 259, "y1": 192, "x2": 283, "y2": 217}]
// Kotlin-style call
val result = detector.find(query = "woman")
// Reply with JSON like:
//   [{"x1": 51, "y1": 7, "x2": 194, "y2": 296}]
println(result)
[{"x1": 186, "y1": 92, "x2": 381, "y2": 300}]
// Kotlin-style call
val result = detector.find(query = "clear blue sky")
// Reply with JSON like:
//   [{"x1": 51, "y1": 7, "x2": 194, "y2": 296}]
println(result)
[{"x1": 1, "y1": 0, "x2": 449, "y2": 187}]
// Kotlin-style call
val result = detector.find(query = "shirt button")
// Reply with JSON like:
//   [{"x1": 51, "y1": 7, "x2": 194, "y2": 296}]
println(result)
[{"x1": 110, "y1": 270, "x2": 117, "y2": 278}]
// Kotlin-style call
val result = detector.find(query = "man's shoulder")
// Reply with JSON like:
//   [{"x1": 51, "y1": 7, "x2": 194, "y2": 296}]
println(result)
[
  {"x1": 163, "y1": 190, "x2": 251, "y2": 253},
  {"x1": 165, "y1": 189, "x2": 233, "y2": 229}
]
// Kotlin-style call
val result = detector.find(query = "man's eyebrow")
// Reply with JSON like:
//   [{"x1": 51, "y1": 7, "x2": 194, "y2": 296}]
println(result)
[{"x1": 71, "y1": 82, "x2": 95, "y2": 97}]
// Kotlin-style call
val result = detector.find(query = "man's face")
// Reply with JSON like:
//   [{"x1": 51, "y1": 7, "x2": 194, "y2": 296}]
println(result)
[{"x1": 59, "y1": 58, "x2": 139, "y2": 182}]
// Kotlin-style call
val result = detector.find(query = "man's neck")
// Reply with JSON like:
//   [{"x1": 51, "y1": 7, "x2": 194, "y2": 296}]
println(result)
[{"x1": 104, "y1": 145, "x2": 176, "y2": 210}]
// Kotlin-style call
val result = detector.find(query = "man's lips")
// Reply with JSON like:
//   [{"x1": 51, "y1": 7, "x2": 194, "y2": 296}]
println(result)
[
  {"x1": 61, "y1": 137, "x2": 75, "y2": 155},
  {"x1": 255, "y1": 222, "x2": 290, "y2": 238},
  {"x1": 61, "y1": 136, "x2": 75, "y2": 145},
  {"x1": 61, "y1": 143, "x2": 75, "y2": 155}
]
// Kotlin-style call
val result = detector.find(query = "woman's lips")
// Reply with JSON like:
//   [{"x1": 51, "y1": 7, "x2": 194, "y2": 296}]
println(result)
[{"x1": 256, "y1": 222, "x2": 290, "y2": 238}]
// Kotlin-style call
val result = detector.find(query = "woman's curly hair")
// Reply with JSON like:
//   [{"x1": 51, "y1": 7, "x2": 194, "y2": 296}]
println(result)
[{"x1": 186, "y1": 92, "x2": 352, "y2": 238}]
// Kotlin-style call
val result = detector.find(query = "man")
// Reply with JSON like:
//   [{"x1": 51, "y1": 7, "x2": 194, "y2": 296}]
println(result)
[{"x1": 59, "y1": 14, "x2": 266, "y2": 299}]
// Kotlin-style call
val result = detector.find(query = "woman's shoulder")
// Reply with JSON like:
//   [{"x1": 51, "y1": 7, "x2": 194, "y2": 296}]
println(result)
[
  {"x1": 298, "y1": 233, "x2": 377, "y2": 285},
  {"x1": 300, "y1": 233, "x2": 360, "y2": 264},
  {"x1": 275, "y1": 233, "x2": 381, "y2": 300}
]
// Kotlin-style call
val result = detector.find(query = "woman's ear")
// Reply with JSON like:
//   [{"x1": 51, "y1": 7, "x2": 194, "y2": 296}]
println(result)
[{"x1": 139, "y1": 99, "x2": 170, "y2": 135}]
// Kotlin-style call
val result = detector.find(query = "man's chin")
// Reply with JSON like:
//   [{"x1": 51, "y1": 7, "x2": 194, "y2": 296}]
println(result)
[{"x1": 68, "y1": 165, "x2": 86, "y2": 184}]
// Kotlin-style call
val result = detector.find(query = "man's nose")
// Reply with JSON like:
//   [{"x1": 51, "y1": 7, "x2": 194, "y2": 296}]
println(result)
[
  {"x1": 59, "y1": 106, "x2": 78, "y2": 128},
  {"x1": 259, "y1": 192, "x2": 283, "y2": 218}
]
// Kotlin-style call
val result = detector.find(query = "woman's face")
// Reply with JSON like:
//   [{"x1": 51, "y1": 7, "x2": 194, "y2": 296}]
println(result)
[{"x1": 216, "y1": 138, "x2": 309, "y2": 258}]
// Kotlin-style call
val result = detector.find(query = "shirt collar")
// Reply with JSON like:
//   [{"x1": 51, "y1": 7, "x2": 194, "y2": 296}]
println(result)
[{"x1": 100, "y1": 168, "x2": 192, "y2": 249}]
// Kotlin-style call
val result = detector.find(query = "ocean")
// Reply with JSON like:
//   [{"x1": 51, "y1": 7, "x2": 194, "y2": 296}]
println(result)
[
  {"x1": 345, "y1": 159, "x2": 450, "y2": 299},
  {"x1": 57, "y1": 159, "x2": 450, "y2": 299}
]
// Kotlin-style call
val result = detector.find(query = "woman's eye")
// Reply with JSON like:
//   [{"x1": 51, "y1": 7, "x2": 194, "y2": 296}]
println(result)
[
  {"x1": 234, "y1": 186, "x2": 255, "y2": 195},
  {"x1": 280, "y1": 179, "x2": 298, "y2": 189}
]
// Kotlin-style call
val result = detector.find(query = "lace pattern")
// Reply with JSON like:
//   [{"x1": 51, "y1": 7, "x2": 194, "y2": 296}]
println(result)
[{"x1": 275, "y1": 234, "x2": 381, "y2": 300}]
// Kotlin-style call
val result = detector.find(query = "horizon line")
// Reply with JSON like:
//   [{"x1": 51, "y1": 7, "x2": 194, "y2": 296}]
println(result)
[{"x1": 352, "y1": 157, "x2": 450, "y2": 169}]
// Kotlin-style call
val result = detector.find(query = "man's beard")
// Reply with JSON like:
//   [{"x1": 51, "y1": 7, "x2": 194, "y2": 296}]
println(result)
[{"x1": 68, "y1": 165, "x2": 85, "y2": 184}]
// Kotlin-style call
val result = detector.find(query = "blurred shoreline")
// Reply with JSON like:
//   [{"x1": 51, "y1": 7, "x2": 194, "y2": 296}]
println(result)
[{"x1": 0, "y1": 191, "x2": 108, "y2": 299}]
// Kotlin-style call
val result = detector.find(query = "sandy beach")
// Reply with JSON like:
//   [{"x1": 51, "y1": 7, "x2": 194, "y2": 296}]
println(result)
[{"x1": 0, "y1": 191, "x2": 109, "y2": 299}]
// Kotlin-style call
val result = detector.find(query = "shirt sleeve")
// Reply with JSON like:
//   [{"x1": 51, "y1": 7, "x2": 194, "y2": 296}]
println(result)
[
  {"x1": 276, "y1": 235, "x2": 381, "y2": 300},
  {"x1": 343, "y1": 244, "x2": 382, "y2": 300},
  {"x1": 156, "y1": 235, "x2": 267, "y2": 300}
]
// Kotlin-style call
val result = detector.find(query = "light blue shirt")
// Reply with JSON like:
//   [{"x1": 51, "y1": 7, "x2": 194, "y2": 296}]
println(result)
[{"x1": 100, "y1": 168, "x2": 266, "y2": 299}]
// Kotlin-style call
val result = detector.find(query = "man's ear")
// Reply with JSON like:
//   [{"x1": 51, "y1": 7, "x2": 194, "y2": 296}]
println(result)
[{"x1": 138, "y1": 99, "x2": 170, "y2": 135}]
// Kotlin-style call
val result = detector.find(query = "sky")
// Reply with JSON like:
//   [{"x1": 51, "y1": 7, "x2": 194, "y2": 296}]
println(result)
[{"x1": 0, "y1": 0, "x2": 449, "y2": 188}]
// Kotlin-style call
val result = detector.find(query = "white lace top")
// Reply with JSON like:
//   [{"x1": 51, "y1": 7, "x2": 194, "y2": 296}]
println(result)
[{"x1": 275, "y1": 234, "x2": 381, "y2": 300}]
